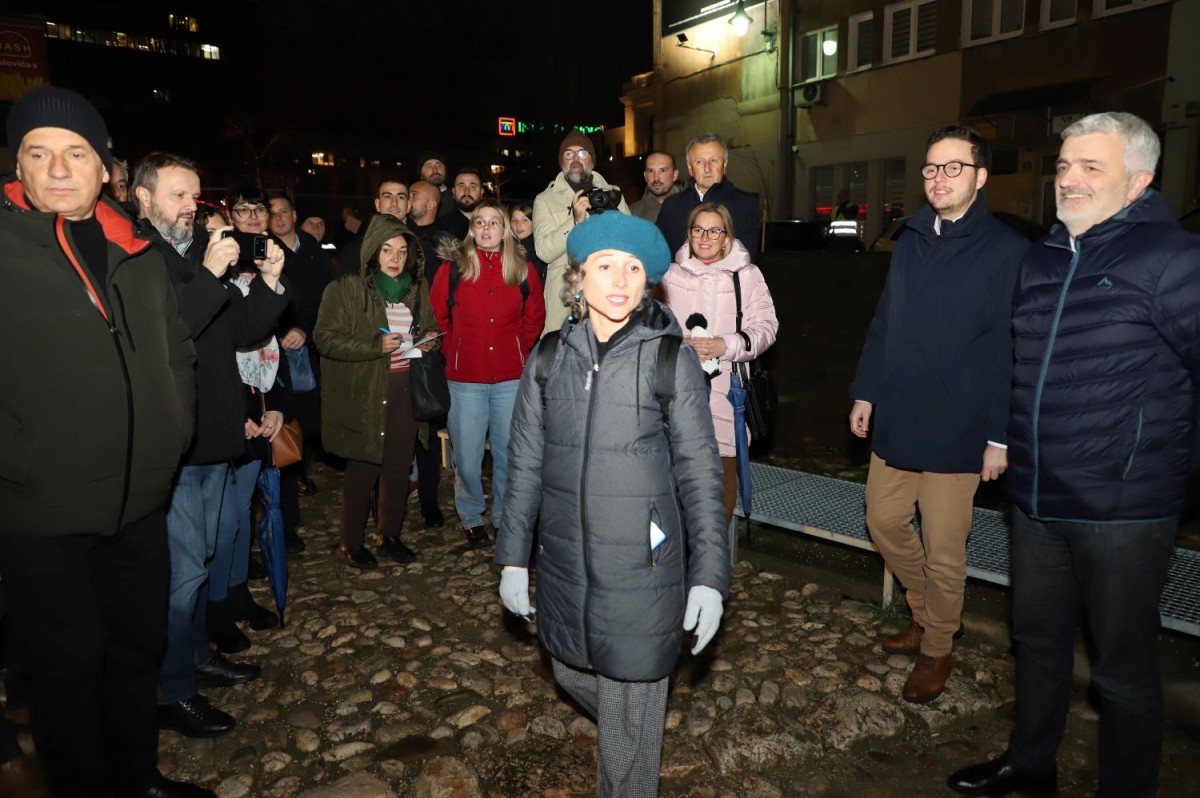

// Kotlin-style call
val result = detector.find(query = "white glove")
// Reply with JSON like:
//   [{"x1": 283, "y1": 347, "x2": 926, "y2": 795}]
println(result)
[
  {"x1": 499, "y1": 566, "x2": 533, "y2": 619},
  {"x1": 682, "y1": 585, "x2": 723, "y2": 655}
]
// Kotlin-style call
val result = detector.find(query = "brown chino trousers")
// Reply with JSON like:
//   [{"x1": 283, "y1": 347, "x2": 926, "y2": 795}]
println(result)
[{"x1": 865, "y1": 453, "x2": 980, "y2": 656}]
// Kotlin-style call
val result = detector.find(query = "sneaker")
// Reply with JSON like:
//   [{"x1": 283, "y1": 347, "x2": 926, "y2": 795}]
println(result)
[
  {"x1": 380, "y1": 536, "x2": 417, "y2": 564},
  {"x1": 339, "y1": 544, "x2": 378, "y2": 569}
]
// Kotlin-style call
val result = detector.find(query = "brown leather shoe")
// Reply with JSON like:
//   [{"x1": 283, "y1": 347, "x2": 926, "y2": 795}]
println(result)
[
  {"x1": 903, "y1": 653, "x2": 952, "y2": 704},
  {"x1": 881, "y1": 620, "x2": 923, "y2": 655},
  {"x1": 0, "y1": 754, "x2": 50, "y2": 798}
]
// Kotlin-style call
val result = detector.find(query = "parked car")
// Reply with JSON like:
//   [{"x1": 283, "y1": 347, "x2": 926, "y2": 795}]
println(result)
[{"x1": 869, "y1": 212, "x2": 1047, "y2": 252}]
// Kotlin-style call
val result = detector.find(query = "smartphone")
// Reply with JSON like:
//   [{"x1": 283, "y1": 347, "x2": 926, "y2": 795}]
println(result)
[{"x1": 222, "y1": 230, "x2": 269, "y2": 260}]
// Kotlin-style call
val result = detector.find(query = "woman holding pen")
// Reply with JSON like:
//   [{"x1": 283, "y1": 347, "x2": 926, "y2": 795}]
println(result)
[{"x1": 315, "y1": 214, "x2": 440, "y2": 568}]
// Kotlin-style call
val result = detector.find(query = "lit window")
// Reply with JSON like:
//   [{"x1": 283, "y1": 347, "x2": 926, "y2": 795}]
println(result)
[
  {"x1": 114, "y1": 31, "x2": 128, "y2": 48},
  {"x1": 1092, "y1": 0, "x2": 1167, "y2": 16},
  {"x1": 200, "y1": 43, "x2": 220, "y2": 60},
  {"x1": 883, "y1": 0, "x2": 937, "y2": 63},
  {"x1": 312, "y1": 152, "x2": 336, "y2": 167},
  {"x1": 798, "y1": 26, "x2": 838, "y2": 83},
  {"x1": 847, "y1": 12, "x2": 874, "y2": 71},
  {"x1": 1040, "y1": 0, "x2": 1076, "y2": 27},
  {"x1": 963, "y1": 0, "x2": 1025, "y2": 45},
  {"x1": 46, "y1": 21, "x2": 59, "y2": 38}
]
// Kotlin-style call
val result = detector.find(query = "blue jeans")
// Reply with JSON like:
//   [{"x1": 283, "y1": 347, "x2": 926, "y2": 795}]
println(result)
[
  {"x1": 1009, "y1": 506, "x2": 1175, "y2": 797},
  {"x1": 160, "y1": 463, "x2": 230, "y2": 704},
  {"x1": 210, "y1": 460, "x2": 261, "y2": 601},
  {"x1": 447, "y1": 379, "x2": 519, "y2": 530}
]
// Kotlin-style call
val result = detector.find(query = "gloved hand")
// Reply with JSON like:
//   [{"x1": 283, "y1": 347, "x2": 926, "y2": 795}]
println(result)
[
  {"x1": 499, "y1": 566, "x2": 533, "y2": 619},
  {"x1": 682, "y1": 585, "x2": 723, "y2": 655}
]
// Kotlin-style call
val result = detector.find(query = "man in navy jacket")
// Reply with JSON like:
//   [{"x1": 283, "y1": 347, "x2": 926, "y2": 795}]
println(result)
[
  {"x1": 949, "y1": 114, "x2": 1200, "y2": 798},
  {"x1": 656, "y1": 133, "x2": 761, "y2": 257},
  {"x1": 850, "y1": 126, "x2": 1029, "y2": 704}
]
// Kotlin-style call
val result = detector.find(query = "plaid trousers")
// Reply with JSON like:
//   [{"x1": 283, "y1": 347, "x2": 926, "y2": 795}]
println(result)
[{"x1": 552, "y1": 658, "x2": 669, "y2": 798}]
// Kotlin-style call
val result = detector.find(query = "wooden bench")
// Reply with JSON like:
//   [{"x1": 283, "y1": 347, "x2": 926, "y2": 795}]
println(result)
[{"x1": 733, "y1": 462, "x2": 1200, "y2": 638}]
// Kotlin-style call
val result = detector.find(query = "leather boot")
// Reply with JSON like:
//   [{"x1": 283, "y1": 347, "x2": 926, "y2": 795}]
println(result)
[
  {"x1": 227, "y1": 582, "x2": 279, "y2": 631},
  {"x1": 881, "y1": 620, "x2": 923, "y2": 655},
  {"x1": 206, "y1": 599, "x2": 250, "y2": 654},
  {"x1": 902, "y1": 653, "x2": 953, "y2": 703},
  {"x1": 0, "y1": 754, "x2": 49, "y2": 798}
]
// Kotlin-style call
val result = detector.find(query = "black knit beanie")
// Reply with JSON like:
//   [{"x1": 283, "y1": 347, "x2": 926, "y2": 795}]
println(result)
[{"x1": 6, "y1": 86, "x2": 113, "y2": 171}]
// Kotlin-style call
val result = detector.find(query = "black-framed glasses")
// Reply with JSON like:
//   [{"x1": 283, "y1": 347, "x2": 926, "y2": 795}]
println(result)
[
  {"x1": 690, "y1": 225, "x2": 726, "y2": 240},
  {"x1": 231, "y1": 205, "x2": 268, "y2": 219},
  {"x1": 921, "y1": 161, "x2": 982, "y2": 180}
]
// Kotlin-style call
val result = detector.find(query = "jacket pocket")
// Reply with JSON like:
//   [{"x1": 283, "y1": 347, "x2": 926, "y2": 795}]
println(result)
[{"x1": 1122, "y1": 407, "x2": 1144, "y2": 480}]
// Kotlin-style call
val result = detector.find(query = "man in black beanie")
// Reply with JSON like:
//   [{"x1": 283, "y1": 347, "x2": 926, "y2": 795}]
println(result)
[
  {"x1": 417, "y1": 150, "x2": 456, "y2": 219},
  {"x1": 0, "y1": 86, "x2": 214, "y2": 797}
]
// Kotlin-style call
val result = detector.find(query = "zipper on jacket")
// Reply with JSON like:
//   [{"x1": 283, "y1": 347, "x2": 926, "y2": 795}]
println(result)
[
  {"x1": 1122, "y1": 407, "x2": 1144, "y2": 480},
  {"x1": 1030, "y1": 242, "x2": 1083, "y2": 516},
  {"x1": 112, "y1": 283, "x2": 137, "y2": 352},
  {"x1": 578, "y1": 350, "x2": 601, "y2": 668}
]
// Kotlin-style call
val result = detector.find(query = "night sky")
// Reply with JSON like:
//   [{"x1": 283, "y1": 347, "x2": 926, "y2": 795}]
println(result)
[{"x1": 259, "y1": 1, "x2": 654, "y2": 150}]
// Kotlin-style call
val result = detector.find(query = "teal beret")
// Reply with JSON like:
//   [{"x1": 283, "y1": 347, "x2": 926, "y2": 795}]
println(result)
[{"x1": 566, "y1": 212, "x2": 671, "y2": 281}]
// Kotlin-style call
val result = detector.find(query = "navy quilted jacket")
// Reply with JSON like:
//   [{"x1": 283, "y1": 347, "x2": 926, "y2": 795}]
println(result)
[{"x1": 1008, "y1": 189, "x2": 1200, "y2": 521}]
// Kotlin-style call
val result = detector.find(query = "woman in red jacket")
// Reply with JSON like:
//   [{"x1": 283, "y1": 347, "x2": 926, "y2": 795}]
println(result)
[{"x1": 431, "y1": 200, "x2": 546, "y2": 549}]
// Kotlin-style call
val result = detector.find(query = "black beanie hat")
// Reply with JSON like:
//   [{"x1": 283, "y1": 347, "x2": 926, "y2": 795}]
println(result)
[
  {"x1": 6, "y1": 86, "x2": 113, "y2": 172},
  {"x1": 416, "y1": 151, "x2": 447, "y2": 173}
]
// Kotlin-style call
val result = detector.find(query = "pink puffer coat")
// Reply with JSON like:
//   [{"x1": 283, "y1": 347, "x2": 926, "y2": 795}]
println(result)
[{"x1": 660, "y1": 240, "x2": 778, "y2": 456}]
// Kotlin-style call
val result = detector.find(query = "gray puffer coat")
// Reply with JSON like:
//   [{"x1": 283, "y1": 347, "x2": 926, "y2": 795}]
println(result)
[{"x1": 495, "y1": 302, "x2": 729, "y2": 682}]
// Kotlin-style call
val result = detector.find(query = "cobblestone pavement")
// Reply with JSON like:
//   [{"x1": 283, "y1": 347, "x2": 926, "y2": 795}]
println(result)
[{"x1": 155, "y1": 462, "x2": 1200, "y2": 797}]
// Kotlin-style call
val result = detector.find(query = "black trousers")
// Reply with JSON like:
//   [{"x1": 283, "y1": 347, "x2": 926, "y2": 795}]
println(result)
[
  {"x1": 415, "y1": 434, "x2": 441, "y2": 507},
  {"x1": 0, "y1": 511, "x2": 169, "y2": 797},
  {"x1": 1009, "y1": 506, "x2": 1175, "y2": 798}
]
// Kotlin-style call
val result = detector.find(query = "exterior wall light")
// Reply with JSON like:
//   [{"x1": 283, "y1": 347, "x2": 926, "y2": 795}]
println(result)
[{"x1": 729, "y1": 1, "x2": 753, "y2": 36}]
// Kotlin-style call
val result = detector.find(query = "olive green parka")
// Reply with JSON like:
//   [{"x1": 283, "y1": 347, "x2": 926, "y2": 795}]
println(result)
[{"x1": 314, "y1": 215, "x2": 439, "y2": 463}]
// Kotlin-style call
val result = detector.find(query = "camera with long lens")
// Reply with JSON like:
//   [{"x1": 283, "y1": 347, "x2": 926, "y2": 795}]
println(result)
[{"x1": 586, "y1": 187, "x2": 623, "y2": 214}]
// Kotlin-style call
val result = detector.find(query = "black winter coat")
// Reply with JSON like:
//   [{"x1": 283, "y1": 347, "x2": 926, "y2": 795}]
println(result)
[
  {"x1": 851, "y1": 193, "x2": 1029, "y2": 473},
  {"x1": 495, "y1": 302, "x2": 729, "y2": 681},
  {"x1": 0, "y1": 178, "x2": 195, "y2": 536},
  {"x1": 1008, "y1": 189, "x2": 1200, "y2": 521},
  {"x1": 151, "y1": 225, "x2": 290, "y2": 465},
  {"x1": 657, "y1": 178, "x2": 762, "y2": 258}
]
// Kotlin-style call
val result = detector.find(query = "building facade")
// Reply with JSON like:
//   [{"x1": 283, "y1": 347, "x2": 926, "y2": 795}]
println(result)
[{"x1": 623, "y1": 0, "x2": 1199, "y2": 246}]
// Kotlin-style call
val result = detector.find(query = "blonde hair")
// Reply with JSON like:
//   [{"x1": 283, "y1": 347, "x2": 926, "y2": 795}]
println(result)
[
  {"x1": 686, "y1": 202, "x2": 735, "y2": 260},
  {"x1": 453, "y1": 199, "x2": 528, "y2": 287}
]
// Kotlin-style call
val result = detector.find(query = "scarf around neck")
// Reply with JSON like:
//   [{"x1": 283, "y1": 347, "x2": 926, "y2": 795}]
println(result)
[{"x1": 374, "y1": 269, "x2": 413, "y2": 304}]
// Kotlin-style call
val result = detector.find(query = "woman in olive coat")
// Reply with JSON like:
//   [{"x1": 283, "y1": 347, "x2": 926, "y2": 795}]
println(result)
[{"x1": 315, "y1": 214, "x2": 439, "y2": 567}]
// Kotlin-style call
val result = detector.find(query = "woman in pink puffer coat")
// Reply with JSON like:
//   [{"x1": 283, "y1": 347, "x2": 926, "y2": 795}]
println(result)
[{"x1": 660, "y1": 201, "x2": 779, "y2": 519}]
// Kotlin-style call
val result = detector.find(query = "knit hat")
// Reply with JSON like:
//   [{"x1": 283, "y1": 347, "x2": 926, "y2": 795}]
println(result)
[
  {"x1": 558, "y1": 129, "x2": 596, "y2": 165},
  {"x1": 567, "y1": 213, "x2": 671, "y2": 282},
  {"x1": 361, "y1": 213, "x2": 415, "y2": 272},
  {"x1": 416, "y1": 151, "x2": 447, "y2": 173},
  {"x1": 7, "y1": 86, "x2": 113, "y2": 171}
]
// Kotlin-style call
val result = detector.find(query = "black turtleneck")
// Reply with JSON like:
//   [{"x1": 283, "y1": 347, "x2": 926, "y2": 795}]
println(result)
[
  {"x1": 70, "y1": 215, "x2": 109, "y2": 287},
  {"x1": 593, "y1": 308, "x2": 646, "y2": 363}
]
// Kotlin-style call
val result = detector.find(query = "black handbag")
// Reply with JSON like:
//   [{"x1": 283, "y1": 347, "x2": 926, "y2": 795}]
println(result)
[
  {"x1": 406, "y1": 293, "x2": 451, "y2": 422},
  {"x1": 732, "y1": 271, "x2": 775, "y2": 441},
  {"x1": 409, "y1": 349, "x2": 451, "y2": 422}
]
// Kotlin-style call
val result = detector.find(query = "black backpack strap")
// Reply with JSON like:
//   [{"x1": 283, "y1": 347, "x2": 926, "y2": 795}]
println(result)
[
  {"x1": 654, "y1": 334, "x2": 681, "y2": 414},
  {"x1": 520, "y1": 277, "x2": 530, "y2": 304},
  {"x1": 446, "y1": 259, "x2": 461, "y2": 325},
  {"x1": 534, "y1": 334, "x2": 560, "y2": 414}
]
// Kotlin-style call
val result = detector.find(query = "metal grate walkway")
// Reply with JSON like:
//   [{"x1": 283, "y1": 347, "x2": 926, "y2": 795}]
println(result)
[{"x1": 734, "y1": 462, "x2": 1200, "y2": 638}]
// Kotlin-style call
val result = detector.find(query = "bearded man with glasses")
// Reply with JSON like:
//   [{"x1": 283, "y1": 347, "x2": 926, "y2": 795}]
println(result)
[{"x1": 849, "y1": 125, "x2": 1032, "y2": 704}]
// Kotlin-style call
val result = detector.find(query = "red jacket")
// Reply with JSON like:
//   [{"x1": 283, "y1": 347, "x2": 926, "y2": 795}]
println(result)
[{"x1": 430, "y1": 250, "x2": 545, "y2": 383}]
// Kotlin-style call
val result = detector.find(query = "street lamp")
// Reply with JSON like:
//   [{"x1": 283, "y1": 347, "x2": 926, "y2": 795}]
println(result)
[{"x1": 729, "y1": 0, "x2": 753, "y2": 36}]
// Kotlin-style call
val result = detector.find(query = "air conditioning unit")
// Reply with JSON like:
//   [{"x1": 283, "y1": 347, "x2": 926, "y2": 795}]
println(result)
[{"x1": 796, "y1": 81, "x2": 827, "y2": 108}]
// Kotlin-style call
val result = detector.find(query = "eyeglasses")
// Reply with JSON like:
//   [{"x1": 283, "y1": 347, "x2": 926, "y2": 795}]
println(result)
[
  {"x1": 562, "y1": 150, "x2": 591, "y2": 161},
  {"x1": 231, "y1": 205, "x2": 268, "y2": 219},
  {"x1": 690, "y1": 225, "x2": 726, "y2": 240},
  {"x1": 921, "y1": 161, "x2": 982, "y2": 180},
  {"x1": 473, "y1": 218, "x2": 503, "y2": 230}
]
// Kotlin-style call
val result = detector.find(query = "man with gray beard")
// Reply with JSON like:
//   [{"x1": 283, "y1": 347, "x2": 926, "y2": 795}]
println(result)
[
  {"x1": 533, "y1": 129, "x2": 629, "y2": 334},
  {"x1": 132, "y1": 152, "x2": 290, "y2": 739}
]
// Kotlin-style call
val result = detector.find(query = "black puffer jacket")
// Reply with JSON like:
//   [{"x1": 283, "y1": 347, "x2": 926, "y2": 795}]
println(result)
[
  {"x1": 0, "y1": 178, "x2": 195, "y2": 536},
  {"x1": 1008, "y1": 189, "x2": 1200, "y2": 521},
  {"x1": 495, "y1": 302, "x2": 728, "y2": 681}
]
